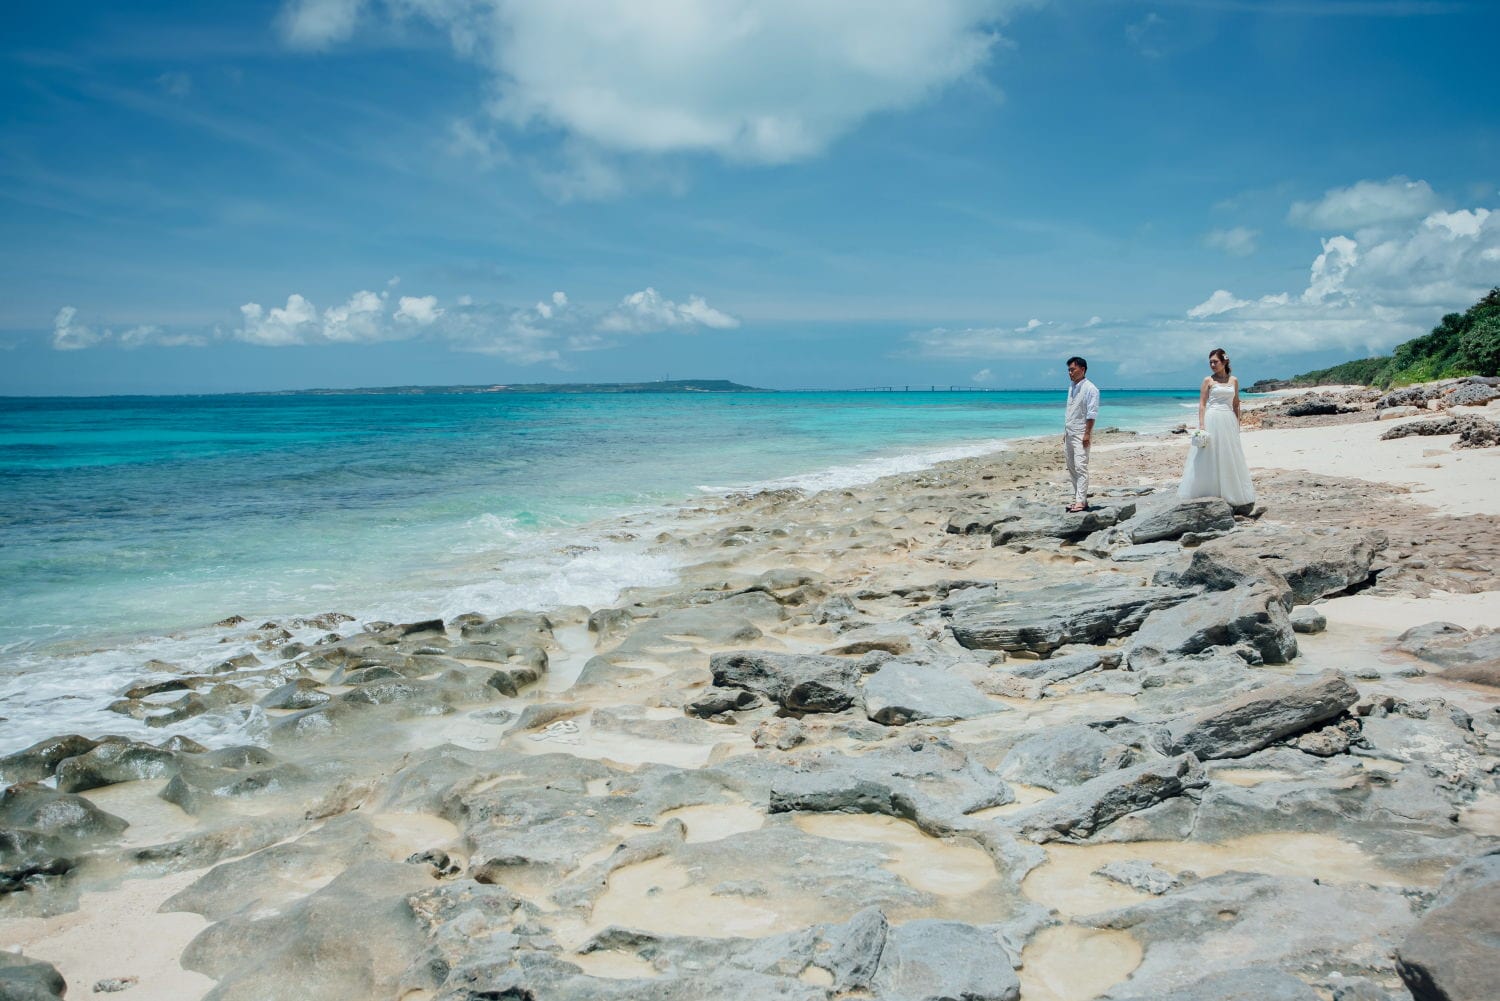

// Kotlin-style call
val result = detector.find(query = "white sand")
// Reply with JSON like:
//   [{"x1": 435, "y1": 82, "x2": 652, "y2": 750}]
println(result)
[
  {"x1": 1241, "y1": 411, "x2": 1500, "y2": 517},
  {"x1": 0, "y1": 871, "x2": 213, "y2": 999}
]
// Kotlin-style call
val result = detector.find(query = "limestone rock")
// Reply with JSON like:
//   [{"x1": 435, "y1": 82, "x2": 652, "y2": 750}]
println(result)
[
  {"x1": 999, "y1": 724, "x2": 1135, "y2": 791},
  {"x1": 1396, "y1": 850, "x2": 1500, "y2": 1001},
  {"x1": 862, "y1": 660, "x2": 1005, "y2": 726},
  {"x1": 710, "y1": 650, "x2": 864, "y2": 716},
  {"x1": 945, "y1": 581, "x2": 1194, "y2": 655},
  {"x1": 1126, "y1": 586, "x2": 1297, "y2": 667},
  {"x1": 1160, "y1": 672, "x2": 1359, "y2": 760},
  {"x1": 1003, "y1": 754, "x2": 1206, "y2": 843},
  {"x1": 1124, "y1": 498, "x2": 1236, "y2": 544}
]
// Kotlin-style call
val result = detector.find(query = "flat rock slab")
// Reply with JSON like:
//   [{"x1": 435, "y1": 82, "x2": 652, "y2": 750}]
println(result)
[
  {"x1": 1003, "y1": 754, "x2": 1206, "y2": 843},
  {"x1": 989, "y1": 501, "x2": 1138, "y2": 546},
  {"x1": 1396, "y1": 851, "x2": 1500, "y2": 1001},
  {"x1": 710, "y1": 650, "x2": 864, "y2": 715},
  {"x1": 1178, "y1": 527, "x2": 1386, "y2": 605},
  {"x1": 1124, "y1": 498, "x2": 1236, "y2": 544},
  {"x1": 767, "y1": 737, "x2": 1014, "y2": 832},
  {"x1": 1084, "y1": 872, "x2": 1418, "y2": 996},
  {"x1": 862, "y1": 660, "x2": 1007, "y2": 726},
  {"x1": 1126, "y1": 585, "x2": 1298, "y2": 667},
  {"x1": 1160, "y1": 671, "x2": 1359, "y2": 760},
  {"x1": 872, "y1": 919, "x2": 1021, "y2": 1001},
  {"x1": 945, "y1": 581, "x2": 1194, "y2": 655},
  {"x1": 999, "y1": 724, "x2": 1136, "y2": 791},
  {"x1": 1105, "y1": 967, "x2": 1323, "y2": 1001}
]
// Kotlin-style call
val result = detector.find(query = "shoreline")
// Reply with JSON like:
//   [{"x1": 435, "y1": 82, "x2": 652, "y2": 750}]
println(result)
[{"x1": 2, "y1": 396, "x2": 1498, "y2": 1000}]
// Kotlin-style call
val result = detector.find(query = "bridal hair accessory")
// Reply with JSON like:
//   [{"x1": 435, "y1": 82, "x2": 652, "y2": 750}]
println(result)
[{"x1": 1188, "y1": 428, "x2": 1211, "y2": 449}]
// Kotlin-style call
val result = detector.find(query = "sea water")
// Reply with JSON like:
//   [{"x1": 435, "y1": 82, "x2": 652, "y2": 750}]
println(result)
[{"x1": 0, "y1": 389, "x2": 1195, "y2": 751}]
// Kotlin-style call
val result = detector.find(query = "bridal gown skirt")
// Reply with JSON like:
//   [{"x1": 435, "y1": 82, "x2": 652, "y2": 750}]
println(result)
[{"x1": 1179, "y1": 407, "x2": 1255, "y2": 506}]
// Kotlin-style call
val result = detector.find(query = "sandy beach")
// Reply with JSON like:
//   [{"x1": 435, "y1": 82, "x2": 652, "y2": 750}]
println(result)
[{"x1": 3, "y1": 401, "x2": 1498, "y2": 1001}]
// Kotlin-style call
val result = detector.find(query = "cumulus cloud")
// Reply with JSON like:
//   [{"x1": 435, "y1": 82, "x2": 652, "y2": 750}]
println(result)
[
  {"x1": 279, "y1": 0, "x2": 366, "y2": 50},
  {"x1": 971, "y1": 368, "x2": 994, "y2": 383},
  {"x1": 52, "y1": 307, "x2": 105, "y2": 351},
  {"x1": 55, "y1": 283, "x2": 736, "y2": 364},
  {"x1": 1205, "y1": 226, "x2": 1258, "y2": 257},
  {"x1": 598, "y1": 287, "x2": 740, "y2": 334},
  {"x1": 1288, "y1": 176, "x2": 1443, "y2": 230},
  {"x1": 52, "y1": 307, "x2": 207, "y2": 350},
  {"x1": 283, "y1": 0, "x2": 1030, "y2": 167},
  {"x1": 913, "y1": 185, "x2": 1498, "y2": 374}
]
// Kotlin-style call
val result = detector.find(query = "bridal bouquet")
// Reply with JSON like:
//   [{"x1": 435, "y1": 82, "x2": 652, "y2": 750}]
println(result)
[{"x1": 1188, "y1": 428, "x2": 1211, "y2": 449}]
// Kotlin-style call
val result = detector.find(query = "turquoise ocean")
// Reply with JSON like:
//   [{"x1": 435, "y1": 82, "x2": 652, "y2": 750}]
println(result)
[{"x1": 0, "y1": 389, "x2": 1198, "y2": 752}]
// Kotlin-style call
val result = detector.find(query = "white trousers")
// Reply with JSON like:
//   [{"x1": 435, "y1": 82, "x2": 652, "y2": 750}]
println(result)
[{"x1": 1064, "y1": 429, "x2": 1090, "y2": 505}]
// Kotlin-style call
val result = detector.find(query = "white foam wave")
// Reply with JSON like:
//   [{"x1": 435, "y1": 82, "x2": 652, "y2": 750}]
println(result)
[{"x1": 699, "y1": 439, "x2": 1010, "y2": 496}]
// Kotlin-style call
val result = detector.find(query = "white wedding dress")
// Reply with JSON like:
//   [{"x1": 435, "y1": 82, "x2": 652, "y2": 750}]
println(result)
[{"x1": 1179, "y1": 380, "x2": 1255, "y2": 506}]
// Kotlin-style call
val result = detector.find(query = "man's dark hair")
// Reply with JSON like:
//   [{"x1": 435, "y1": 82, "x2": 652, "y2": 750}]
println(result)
[{"x1": 1066, "y1": 356, "x2": 1087, "y2": 371}]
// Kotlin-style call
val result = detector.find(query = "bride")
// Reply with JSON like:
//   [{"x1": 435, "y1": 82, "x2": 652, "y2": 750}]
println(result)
[{"x1": 1179, "y1": 348, "x2": 1255, "y2": 506}]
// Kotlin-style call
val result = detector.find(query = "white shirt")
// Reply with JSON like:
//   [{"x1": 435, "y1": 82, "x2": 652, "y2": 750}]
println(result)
[{"x1": 1065, "y1": 377, "x2": 1099, "y2": 430}]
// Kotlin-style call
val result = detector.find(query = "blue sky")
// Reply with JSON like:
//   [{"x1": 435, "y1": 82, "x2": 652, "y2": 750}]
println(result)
[{"x1": 3, "y1": 0, "x2": 1497, "y2": 395}]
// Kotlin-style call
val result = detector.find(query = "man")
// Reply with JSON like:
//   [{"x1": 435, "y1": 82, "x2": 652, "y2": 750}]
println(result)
[{"x1": 1063, "y1": 356, "x2": 1099, "y2": 513}]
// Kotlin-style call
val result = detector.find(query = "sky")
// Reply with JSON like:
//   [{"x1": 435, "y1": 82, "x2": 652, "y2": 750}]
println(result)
[{"x1": 2, "y1": 0, "x2": 1497, "y2": 395}]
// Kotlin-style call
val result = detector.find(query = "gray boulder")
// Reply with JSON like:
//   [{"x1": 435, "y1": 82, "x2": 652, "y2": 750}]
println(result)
[
  {"x1": 1095, "y1": 859, "x2": 1183, "y2": 895},
  {"x1": 1003, "y1": 754, "x2": 1206, "y2": 843},
  {"x1": 1159, "y1": 671, "x2": 1359, "y2": 760},
  {"x1": 1396, "y1": 850, "x2": 1500, "y2": 1001},
  {"x1": 710, "y1": 650, "x2": 864, "y2": 716},
  {"x1": 1290, "y1": 606, "x2": 1327, "y2": 634},
  {"x1": 871, "y1": 919, "x2": 1021, "y2": 1001},
  {"x1": 0, "y1": 953, "x2": 67, "y2": 1001},
  {"x1": 1124, "y1": 498, "x2": 1236, "y2": 544},
  {"x1": 0, "y1": 734, "x2": 100, "y2": 786},
  {"x1": 989, "y1": 501, "x2": 1137, "y2": 546},
  {"x1": 1172, "y1": 527, "x2": 1386, "y2": 604},
  {"x1": 54, "y1": 740, "x2": 179, "y2": 793},
  {"x1": 1127, "y1": 586, "x2": 1297, "y2": 667},
  {"x1": 946, "y1": 581, "x2": 1194, "y2": 655},
  {"x1": 767, "y1": 737, "x2": 1014, "y2": 832},
  {"x1": 862, "y1": 660, "x2": 1005, "y2": 726},
  {"x1": 999, "y1": 724, "x2": 1135, "y2": 790}
]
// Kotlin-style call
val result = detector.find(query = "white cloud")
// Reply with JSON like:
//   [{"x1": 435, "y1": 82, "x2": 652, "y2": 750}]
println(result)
[
  {"x1": 598, "y1": 287, "x2": 740, "y2": 333},
  {"x1": 1187, "y1": 289, "x2": 1250, "y2": 318},
  {"x1": 238, "y1": 294, "x2": 321, "y2": 346},
  {"x1": 395, "y1": 295, "x2": 443, "y2": 326},
  {"x1": 1288, "y1": 176, "x2": 1443, "y2": 230},
  {"x1": 971, "y1": 368, "x2": 994, "y2": 383},
  {"x1": 1084, "y1": 316, "x2": 1102, "y2": 327},
  {"x1": 322, "y1": 290, "x2": 387, "y2": 342},
  {"x1": 279, "y1": 0, "x2": 366, "y2": 50},
  {"x1": 52, "y1": 308, "x2": 208, "y2": 350},
  {"x1": 295, "y1": 0, "x2": 1031, "y2": 167},
  {"x1": 913, "y1": 188, "x2": 1499, "y2": 374},
  {"x1": 1205, "y1": 226, "x2": 1258, "y2": 257},
  {"x1": 52, "y1": 307, "x2": 105, "y2": 351},
  {"x1": 59, "y1": 282, "x2": 734, "y2": 363}
]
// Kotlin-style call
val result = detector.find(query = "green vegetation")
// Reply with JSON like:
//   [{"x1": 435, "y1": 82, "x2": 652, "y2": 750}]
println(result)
[{"x1": 1261, "y1": 288, "x2": 1500, "y2": 390}]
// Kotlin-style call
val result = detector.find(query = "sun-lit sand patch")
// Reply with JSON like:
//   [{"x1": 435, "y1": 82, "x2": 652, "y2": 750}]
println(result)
[
  {"x1": 0, "y1": 870, "x2": 214, "y2": 1001},
  {"x1": 1205, "y1": 766, "x2": 1298, "y2": 787},
  {"x1": 1018, "y1": 924, "x2": 1143, "y2": 1001},
  {"x1": 569, "y1": 948, "x2": 661, "y2": 980},
  {"x1": 1025, "y1": 832, "x2": 1440, "y2": 918},
  {"x1": 587, "y1": 856, "x2": 800, "y2": 939},
  {"x1": 366, "y1": 811, "x2": 461, "y2": 857},
  {"x1": 81, "y1": 780, "x2": 197, "y2": 849},
  {"x1": 791, "y1": 814, "x2": 999, "y2": 901},
  {"x1": 970, "y1": 782, "x2": 1055, "y2": 817},
  {"x1": 659, "y1": 802, "x2": 765, "y2": 843},
  {"x1": 1458, "y1": 790, "x2": 1500, "y2": 834}
]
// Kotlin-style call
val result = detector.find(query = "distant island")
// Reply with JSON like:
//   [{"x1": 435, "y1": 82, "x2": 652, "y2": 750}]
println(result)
[
  {"x1": 260, "y1": 379, "x2": 763, "y2": 396},
  {"x1": 1251, "y1": 288, "x2": 1499, "y2": 392}
]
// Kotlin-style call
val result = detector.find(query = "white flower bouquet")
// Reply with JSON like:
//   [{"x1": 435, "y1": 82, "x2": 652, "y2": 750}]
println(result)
[{"x1": 1188, "y1": 428, "x2": 1211, "y2": 449}]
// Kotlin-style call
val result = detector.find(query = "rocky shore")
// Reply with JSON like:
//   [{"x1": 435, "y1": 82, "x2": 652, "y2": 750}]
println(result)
[{"x1": 3, "y1": 396, "x2": 1499, "y2": 1001}]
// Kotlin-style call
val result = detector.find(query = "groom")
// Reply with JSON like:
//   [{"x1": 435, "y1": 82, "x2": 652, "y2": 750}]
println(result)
[{"x1": 1063, "y1": 356, "x2": 1099, "y2": 512}]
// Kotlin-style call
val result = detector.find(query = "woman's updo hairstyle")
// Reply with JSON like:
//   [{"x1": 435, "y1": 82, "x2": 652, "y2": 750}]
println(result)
[{"x1": 1210, "y1": 348, "x2": 1231, "y2": 375}]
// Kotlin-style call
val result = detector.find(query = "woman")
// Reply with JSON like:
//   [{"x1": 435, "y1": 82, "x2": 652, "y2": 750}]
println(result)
[{"x1": 1179, "y1": 348, "x2": 1255, "y2": 506}]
